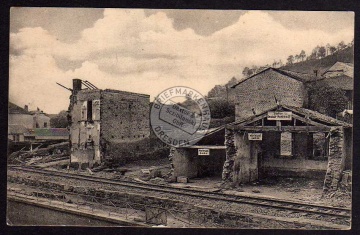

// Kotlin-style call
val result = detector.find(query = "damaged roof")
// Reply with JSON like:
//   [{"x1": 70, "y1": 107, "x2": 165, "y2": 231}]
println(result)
[
  {"x1": 228, "y1": 105, "x2": 352, "y2": 128},
  {"x1": 283, "y1": 105, "x2": 352, "y2": 127}
]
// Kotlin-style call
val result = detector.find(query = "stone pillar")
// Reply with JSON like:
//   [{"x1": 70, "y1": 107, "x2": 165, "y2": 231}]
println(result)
[
  {"x1": 323, "y1": 127, "x2": 345, "y2": 192},
  {"x1": 222, "y1": 128, "x2": 237, "y2": 182},
  {"x1": 166, "y1": 147, "x2": 176, "y2": 182}
]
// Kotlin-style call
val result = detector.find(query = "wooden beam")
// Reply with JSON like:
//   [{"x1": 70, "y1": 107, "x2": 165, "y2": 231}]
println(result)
[
  {"x1": 231, "y1": 126, "x2": 331, "y2": 132},
  {"x1": 239, "y1": 114, "x2": 268, "y2": 126},
  {"x1": 291, "y1": 113, "x2": 329, "y2": 128},
  {"x1": 179, "y1": 145, "x2": 226, "y2": 149}
]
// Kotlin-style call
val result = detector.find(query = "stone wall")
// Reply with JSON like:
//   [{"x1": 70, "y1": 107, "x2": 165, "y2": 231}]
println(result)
[
  {"x1": 233, "y1": 69, "x2": 307, "y2": 121},
  {"x1": 69, "y1": 88, "x2": 151, "y2": 166},
  {"x1": 323, "y1": 127, "x2": 345, "y2": 191},
  {"x1": 33, "y1": 113, "x2": 51, "y2": 128},
  {"x1": 172, "y1": 148, "x2": 198, "y2": 178},
  {"x1": 100, "y1": 90, "x2": 150, "y2": 164},
  {"x1": 222, "y1": 128, "x2": 237, "y2": 182},
  {"x1": 69, "y1": 90, "x2": 102, "y2": 166},
  {"x1": 172, "y1": 148, "x2": 226, "y2": 178},
  {"x1": 100, "y1": 90, "x2": 150, "y2": 143}
]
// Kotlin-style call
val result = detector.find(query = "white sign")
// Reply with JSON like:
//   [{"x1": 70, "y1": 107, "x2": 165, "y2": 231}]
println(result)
[
  {"x1": 267, "y1": 111, "x2": 292, "y2": 120},
  {"x1": 248, "y1": 133, "x2": 263, "y2": 140},
  {"x1": 198, "y1": 149, "x2": 210, "y2": 156},
  {"x1": 280, "y1": 132, "x2": 292, "y2": 156}
]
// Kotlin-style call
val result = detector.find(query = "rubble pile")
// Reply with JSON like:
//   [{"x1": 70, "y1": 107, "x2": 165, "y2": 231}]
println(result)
[{"x1": 8, "y1": 142, "x2": 69, "y2": 165}]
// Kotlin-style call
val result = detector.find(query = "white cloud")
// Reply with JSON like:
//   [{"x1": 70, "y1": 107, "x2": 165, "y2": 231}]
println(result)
[{"x1": 9, "y1": 10, "x2": 354, "y2": 113}]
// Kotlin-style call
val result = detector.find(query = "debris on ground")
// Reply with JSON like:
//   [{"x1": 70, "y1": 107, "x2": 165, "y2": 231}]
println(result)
[
  {"x1": 177, "y1": 176, "x2": 189, "y2": 183},
  {"x1": 149, "y1": 177, "x2": 166, "y2": 185},
  {"x1": 8, "y1": 142, "x2": 69, "y2": 165},
  {"x1": 86, "y1": 168, "x2": 94, "y2": 175}
]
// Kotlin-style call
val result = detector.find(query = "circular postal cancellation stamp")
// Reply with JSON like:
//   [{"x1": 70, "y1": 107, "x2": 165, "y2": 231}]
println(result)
[{"x1": 150, "y1": 86, "x2": 211, "y2": 147}]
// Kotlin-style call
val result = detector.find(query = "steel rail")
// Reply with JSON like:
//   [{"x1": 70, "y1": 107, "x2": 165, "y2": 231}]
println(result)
[{"x1": 8, "y1": 166, "x2": 351, "y2": 222}]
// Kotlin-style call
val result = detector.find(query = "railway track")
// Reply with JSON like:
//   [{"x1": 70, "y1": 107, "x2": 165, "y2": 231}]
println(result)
[{"x1": 8, "y1": 165, "x2": 351, "y2": 224}]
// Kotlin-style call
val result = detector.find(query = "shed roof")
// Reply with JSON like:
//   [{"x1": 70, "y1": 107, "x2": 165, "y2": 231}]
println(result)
[
  {"x1": 229, "y1": 105, "x2": 352, "y2": 128},
  {"x1": 317, "y1": 75, "x2": 353, "y2": 90},
  {"x1": 321, "y1": 62, "x2": 354, "y2": 77},
  {"x1": 25, "y1": 128, "x2": 69, "y2": 137},
  {"x1": 8, "y1": 124, "x2": 29, "y2": 134}
]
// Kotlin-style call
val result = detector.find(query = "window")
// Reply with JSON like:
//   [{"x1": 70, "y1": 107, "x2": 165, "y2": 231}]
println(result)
[
  {"x1": 92, "y1": 100, "x2": 100, "y2": 120},
  {"x1": 87, "y1": 100, "x2": 93, "y2": 121},
  {"x1": 81, "y1": 101, "x2": 87, "y2": 120}
]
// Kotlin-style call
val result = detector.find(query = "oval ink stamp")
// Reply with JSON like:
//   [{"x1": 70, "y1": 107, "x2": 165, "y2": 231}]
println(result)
[{"x1": 150, "y1": 86, "x2": 211, "y2": 147}]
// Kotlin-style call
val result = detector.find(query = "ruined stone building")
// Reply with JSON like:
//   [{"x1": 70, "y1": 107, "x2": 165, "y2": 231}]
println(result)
[
  {"x1": 68, "y1": 79, "x2": 150, "y2": 168},
  {"x1": 170, "y1": 126, "x2": 226, "y2": 179},
  {"x1": 231, "y1": 67, "x2": 322, "y2": 121},
  {"x1": 170, "y1": 66, "x2": 352, "y2": 191},
  {"x1": 222, "y1": 105, "x2": 352, "y2": 191},
  {"x1": 225, "y1": 67, "x2": 353, "y2": 189}
]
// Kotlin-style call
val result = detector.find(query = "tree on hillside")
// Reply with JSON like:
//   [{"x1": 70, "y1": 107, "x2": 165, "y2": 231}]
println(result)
[
  {"x1": 242, "y1": 67, "x2": 253, "y2": 77},
  {"x1": 278, "y1": 59, "x2": 283, "y2": 67},
  {"x1": 207, "y1": 85, "x2": 226, "y2": 98},
  {"x1": 325, "y1": 43, "x2": 331, "y2": 56},
  {"x1": 227, "y1": 77, "x2": 239, "y2": 87},
  {"x1": 251, "y1": 65, "x2": 259, "y2": 74},
  {"x1": 207, "y1": 98, "x2": 235, "y2": 119},
  {"x1": 295, "y1": 54, "x2": 300, "y2": 63},
  {"x1": 337, "y1": 41, "x2": 346, "y2": 51},
  {"x1": 317, "y1": 46, "x2": 326, "y2": 59},
  {"x1": 299, "y1": 50, "x2": 306, "y2": 61},
  {"x1": 287, "y1": 55, "x2": 294, "y2": 65},
  {"x1": 307, "y1": 84, "x2": 348, "y2": 117},
  {"x1": 348, "y1": 39, "x2": 354, "y2": 47},
  {"x1": 308, "y1": 47, "x2": 318, "y2": 60},
  {"x1": 50, "y1": 110, "x2": 68, "y2": 128},
  {"x1": 329, "y1": 46, "x2": 337, "y2": 55}
]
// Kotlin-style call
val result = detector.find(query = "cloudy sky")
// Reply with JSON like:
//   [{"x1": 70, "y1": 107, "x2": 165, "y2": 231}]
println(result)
[{"x1": 9, "y1": 8, "x2": 354, "y2": 114}]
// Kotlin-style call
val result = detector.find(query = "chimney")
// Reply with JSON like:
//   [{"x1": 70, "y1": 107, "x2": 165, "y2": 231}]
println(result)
[
  {"x1": 313, "y1": 69, "x2": 318, "y2": 77},
  {"x1": 24, "y1": 105, "x2": 28, "y2": 111},
  {"x1": 73, "y1": 78, "x2": 82, "y2": 95}
]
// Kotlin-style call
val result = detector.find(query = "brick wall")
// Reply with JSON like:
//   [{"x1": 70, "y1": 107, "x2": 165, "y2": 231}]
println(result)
[{"x1": 233, "y1": 69, "x2": 307, "y2": 121}]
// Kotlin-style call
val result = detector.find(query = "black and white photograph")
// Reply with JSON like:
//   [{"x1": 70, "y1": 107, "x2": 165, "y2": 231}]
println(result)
[{"x1": 6, "y1": 8, "x2": 354, "y2": 229}]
